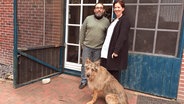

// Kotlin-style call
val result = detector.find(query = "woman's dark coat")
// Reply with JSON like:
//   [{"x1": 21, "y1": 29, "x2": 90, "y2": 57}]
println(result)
[{"x1": 105, "y1": 14, "x2": 130, "y2": 71}]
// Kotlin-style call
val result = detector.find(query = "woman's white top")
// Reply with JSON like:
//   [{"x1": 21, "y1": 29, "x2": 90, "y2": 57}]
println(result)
[{"x1": 101, "y1": 18, "x2": 119, "y2": 58}]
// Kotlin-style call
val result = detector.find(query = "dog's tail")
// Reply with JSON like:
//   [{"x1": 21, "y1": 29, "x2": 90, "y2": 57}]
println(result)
[{"x1": 118, "y1": 91, "x2": 129, "y2": 104}]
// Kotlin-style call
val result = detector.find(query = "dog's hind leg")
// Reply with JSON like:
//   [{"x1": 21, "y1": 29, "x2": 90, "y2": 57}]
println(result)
[
  {"x1": 105, "y1": 94, "x2": 119, "y2": 104},
  {"x1": 87, "y1": 90, "x2": 98, "y2": 104}
]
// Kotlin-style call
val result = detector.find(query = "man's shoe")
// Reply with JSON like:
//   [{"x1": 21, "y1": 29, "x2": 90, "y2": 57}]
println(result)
[{"x1": 79, "y1": 83, "x2": 87, "y2": 89}]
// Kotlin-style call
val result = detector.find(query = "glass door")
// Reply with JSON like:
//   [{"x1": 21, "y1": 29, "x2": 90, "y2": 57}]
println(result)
[{"x1": 65, "y1": 0, "x2": 113, "y2": 71}]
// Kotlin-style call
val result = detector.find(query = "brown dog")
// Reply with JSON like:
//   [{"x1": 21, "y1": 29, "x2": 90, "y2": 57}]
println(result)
[{"x1": 85, "y1": 58, "x2": 128, "y2": 104}]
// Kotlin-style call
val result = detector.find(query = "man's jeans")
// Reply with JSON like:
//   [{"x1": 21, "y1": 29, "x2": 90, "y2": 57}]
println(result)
[{"x1": 81, "y1": 46, "x2": 101, "y2": 84}]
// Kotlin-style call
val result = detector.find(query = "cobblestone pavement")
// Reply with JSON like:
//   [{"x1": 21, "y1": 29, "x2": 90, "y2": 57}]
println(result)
[{"x1": 0, "y1": 74, "x2": 138, "y2": 104}]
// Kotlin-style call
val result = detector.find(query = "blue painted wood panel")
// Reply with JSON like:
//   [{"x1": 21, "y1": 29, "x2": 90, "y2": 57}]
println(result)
[{"x1": 121, "y1": 53, "x2": 181, "y2": 99}]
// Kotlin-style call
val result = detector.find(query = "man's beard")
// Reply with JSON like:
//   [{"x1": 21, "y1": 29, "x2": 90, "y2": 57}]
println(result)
[{"x1": 94, "y1": 13, "x2": 104, "y2": 19}]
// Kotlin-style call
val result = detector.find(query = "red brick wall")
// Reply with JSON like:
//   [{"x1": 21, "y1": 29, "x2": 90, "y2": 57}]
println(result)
[
  {"x1": 17, "y1": 0, "x2": 63, "y2": 49},
  {"x1": 0, "y1": 0, "x2": 14, "y2": 65},
  {"x1": 177, "y1": 52, "x2": 184, "y2": 103},
  {"x1": 0, "y1": 0, "x2": 63, "y2": 65}
]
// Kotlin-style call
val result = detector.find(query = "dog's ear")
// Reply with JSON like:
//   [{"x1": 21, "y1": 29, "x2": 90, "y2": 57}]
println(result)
[
  {"x1": 85, "y1": 58, "x2": 91, "y2": 64},
  {"x1": 94, "y1": 59, "x2": 100, "y2": 67}
]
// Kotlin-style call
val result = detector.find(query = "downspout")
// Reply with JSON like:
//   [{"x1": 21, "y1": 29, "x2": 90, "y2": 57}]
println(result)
[
  {"x1": 13, "y1": 0, "x2": 18, "y2": 88},
  {"x1": 59, "y1": 0, "x2": 66, "y2": 73},
  {"x1": 43, "y1": 0, "x2": 46, "y2": 45}
]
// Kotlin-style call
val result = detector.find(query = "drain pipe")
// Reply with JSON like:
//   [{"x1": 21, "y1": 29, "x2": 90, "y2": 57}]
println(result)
[
  {"x1": 43, "y1": 0, "x2": 46, "y2": 45},
  {"x1": 13, "y1": 0, "x2": 18, "y2": 88}
]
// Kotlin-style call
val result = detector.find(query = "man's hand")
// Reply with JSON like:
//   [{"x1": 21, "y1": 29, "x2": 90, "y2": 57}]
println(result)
[{"x1": 112, "y1": 52, "x2": 118, "y2": 58}]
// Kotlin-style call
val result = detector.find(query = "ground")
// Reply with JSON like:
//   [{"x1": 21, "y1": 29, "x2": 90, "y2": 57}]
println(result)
[{"x1": 0, "y1": 74, "x2": 181, "y2": 104}]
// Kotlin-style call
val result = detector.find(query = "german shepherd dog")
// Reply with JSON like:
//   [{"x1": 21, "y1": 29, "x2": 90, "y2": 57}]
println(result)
[{"x1": 85, "y1": 58, "x2": 128, "y2": 104}]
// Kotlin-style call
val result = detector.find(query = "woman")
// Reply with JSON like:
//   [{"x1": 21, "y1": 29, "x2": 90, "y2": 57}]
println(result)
[{"x1": 101, "y1": 0, "x2": 130, "y2": 81}]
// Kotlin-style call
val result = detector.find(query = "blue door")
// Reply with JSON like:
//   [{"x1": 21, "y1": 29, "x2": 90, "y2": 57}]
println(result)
[{"x1": 121, "y1": 0, "x2": 184, "y2": 98}]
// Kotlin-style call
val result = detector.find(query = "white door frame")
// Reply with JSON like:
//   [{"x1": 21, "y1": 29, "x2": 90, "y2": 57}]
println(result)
[{"x1": 64, "y1": 0, "x2": 113, "y2": 71}]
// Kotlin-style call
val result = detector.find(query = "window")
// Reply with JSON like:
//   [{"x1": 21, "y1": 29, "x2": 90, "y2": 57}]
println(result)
[{"x1": 125, "y1": 0, "x2": 184, "y2": 56}]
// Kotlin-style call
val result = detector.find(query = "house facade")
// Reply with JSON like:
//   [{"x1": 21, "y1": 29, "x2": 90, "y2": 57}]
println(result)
[{"x1": 1, "y1": 0, "x2": 184, "y2": 102}]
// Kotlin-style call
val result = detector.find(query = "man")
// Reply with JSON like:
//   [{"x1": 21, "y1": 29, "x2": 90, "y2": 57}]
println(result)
[{"x1": 79, "y1": 3, "x2": 110, "y2": 89}]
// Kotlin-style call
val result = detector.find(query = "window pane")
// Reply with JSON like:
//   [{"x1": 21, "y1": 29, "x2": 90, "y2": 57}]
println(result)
[
  {"x1": 124, "y1": 0, "x2": 137, "y2": 3},
  {"x1": 99, "y1": 0, "x2": 113, "y2": 3},
  {"x1": 140, "y1": 0, "x2": 159, "y2": 3},
  {"x1": 68, "y1": 26, "x2": 79, "y2": 44},
  {"x1": 83, "y1": 6, "x2": 94, "y2": 22},
  {"x1": 80, "y1": 49, "x2": 82, "y2": 64},
  {"x1": 137, "y1": 5, "x2": 158, "y2": 28},
  {"x1": 135, "y1": 30, "x2": 154, "y2": 53},
  {"x1": 83, "y1": 6, "x2": 112, "y2": 22},
  {"x1": 69, "y1": 6, "x2": 80, "y2": 24},
  {"x1": 155, "y1": 31, "x2": 177, "y2": 55},
  {"x1": 126, "y1": 5, "x2": 136, "y2": 27},
  {"x1": 83, "y1": 0, "x2": 96, "y2": 3},
  {"x1": 104, "y1": 6, "x2": 112, "y2": 22},
  {"x1": 161, "y1": 0, "x2": 183, "y2": 3},
  {"x1": 67, "y1": 45, "x2": 78, "y2": 63},
  {"x1": 129, "y1": 29, "x2": 134, "y2": 51},
  {"x1": 158, "y1": 5, "x2": 181, "y2": 30},
  {"x1": 69, "y1": 0, "x2": 81, "y2": 4}
]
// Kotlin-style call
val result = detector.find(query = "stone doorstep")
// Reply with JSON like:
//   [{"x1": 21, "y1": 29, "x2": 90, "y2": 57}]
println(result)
[{"x1": 126, "y1": 89, "x2": 180, "y2": 104}]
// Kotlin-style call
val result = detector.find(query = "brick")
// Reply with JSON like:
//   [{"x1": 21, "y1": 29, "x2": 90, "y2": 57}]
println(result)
[
  {"x1": 178, "y1": 94, "x2": 184, "y2": 100},
  {"x1": 0, "y1": 0, "x2": 13, "y2": 65}
]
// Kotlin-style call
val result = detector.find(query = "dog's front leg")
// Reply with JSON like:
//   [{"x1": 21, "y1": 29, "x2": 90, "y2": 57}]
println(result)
[{"x1": 87, "y1": 90, "x2": 98, "y2": 104}]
